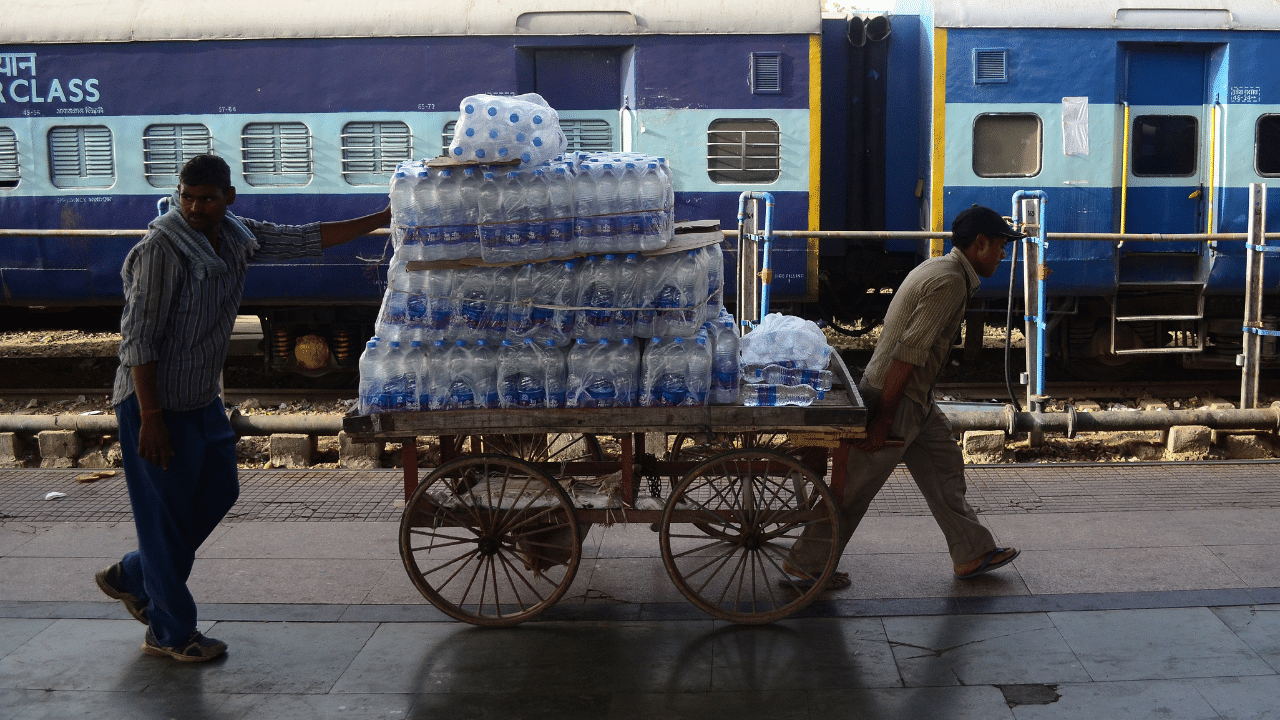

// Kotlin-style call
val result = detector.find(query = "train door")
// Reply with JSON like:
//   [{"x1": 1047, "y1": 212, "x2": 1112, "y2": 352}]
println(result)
[
  {"x1": 1121, "y1": 45, "x2": 1210, "y2": 244},
  {"x1": 526, "y1": 48, "x2": 622, "y2": 152}
]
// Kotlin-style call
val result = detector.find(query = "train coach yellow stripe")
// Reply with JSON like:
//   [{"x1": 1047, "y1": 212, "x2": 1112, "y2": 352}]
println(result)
[
  {"x1": 808, "y1": 33, "x2": 821, "y2": 302},
  {"x1": 930, "y1": 28, "x2": 947, "y2": 257}
]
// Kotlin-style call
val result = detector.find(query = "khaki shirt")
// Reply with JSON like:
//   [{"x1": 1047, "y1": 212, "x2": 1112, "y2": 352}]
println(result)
[{"x1": 862, "y1": 248, "x2": 979, "y2": 407}]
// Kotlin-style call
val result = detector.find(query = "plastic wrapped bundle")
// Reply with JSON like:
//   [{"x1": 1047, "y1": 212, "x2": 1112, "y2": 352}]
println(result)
[
  {"x1": 449, "y1": 93, "x2": 567, "y2": 167},
  {"x1": 738, "y1": 313, "x2": 832, "y2": 371}
]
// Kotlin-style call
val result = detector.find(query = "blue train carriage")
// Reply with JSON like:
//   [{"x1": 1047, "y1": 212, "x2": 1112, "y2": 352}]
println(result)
[
  {"x1": 907, "y1": 0, "x2": 1280, "y2": 378},
  {"x1": 0, "y1": 0, "x2": 822, "y2": 373}
]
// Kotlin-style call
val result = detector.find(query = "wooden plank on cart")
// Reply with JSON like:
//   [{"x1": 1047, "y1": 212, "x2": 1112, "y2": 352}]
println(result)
[{"x1": 344, "y1": 401, "x2": 866, "y2": 440}]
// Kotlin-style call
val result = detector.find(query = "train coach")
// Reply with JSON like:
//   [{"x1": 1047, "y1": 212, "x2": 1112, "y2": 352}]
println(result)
[
  {"x1": 828, "y1": 0, "x2": 1280, "y2": 379},
  {"x1": 0, "y1": 0, "x2": 822, "y2": 372}
]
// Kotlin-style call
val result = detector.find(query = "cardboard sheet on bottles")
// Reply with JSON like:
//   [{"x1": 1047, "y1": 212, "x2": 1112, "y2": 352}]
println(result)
[
  {"x1": 405, "y1": 220, "x2": 724, "y2": 272},
  {"x1": 423, "y1": 153, "x2": 520, "y2": 170}
]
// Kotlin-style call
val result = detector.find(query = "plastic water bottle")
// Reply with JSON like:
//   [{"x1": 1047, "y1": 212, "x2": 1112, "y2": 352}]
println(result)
[
  {"x1": 548, "y1": 259, "x2": 578, "y2": 344},
  {"x1": 423, "y1": 269, "x2": 453, "y2": 338},
  {"x1": 457, "y1": 167, "x2": 482, "y2": 258},
  {"x1": 425, "y1": 340, "x2": 451, "y2": 410},
  {"x1": 547, "y1": 166, "x2": 575, "y2": 258},
  {"x1": 633, "y1": 255, "x2": 661, "y2": 338},
  {"x1": 593, "y1": 163, "x2": 618, "y2": 251},
  {"x1": 542, "y1": 339, "x2": 567, "y2": 408},
  {"x1": 473, "y1": 339, "x2": 499, "y2": 408},
  {"x1": 403, "y1": 267, "x2": 428, "y2": 331},
  {"x1": 382, "y1": 341, "x2": 413, "y2": 411},
  {"x1": 747, "y1": 364, "x2": 834, "y2": 391},
  {"x1": 638, "y1": 162, "x2": 665, "y2": 250},
  {"x1": 688, "y1": 337, "x2": 711, "y2": 405},
  {"x1": 572, "y1": 163, "x2": 597, "y2": 254},
  {"x1": 703, "y1": 243, "x2": 725, "y2": 317},
  {"x1": 389, "y1": 168, "x2": 418, "y2": 245},
  {"x1": 617, "y1": 337, "x2": 641, "y2": 406},
  {"x1": 612, "y1": 253, "x2": 639, "y2": 340},
  {"x1": 742, "y1": 384, "x2": 821, "y2": 407},
  {"x1": 499, "y1": 339, "x2": 546, "y2": 408},
  {"x1": 616, "y1": 163, "x2": 642, "y2": 251},
  {"x1": 525, "y1": 169, "x2": 551, "y2": 261},
  {"x1": 477, "y1": 172, "x2": 503, "y2": 262},
  {"x1": 710, "y1": 321, "x2": 741, "y2": 405},
  {"x1": 358, "y1": 340, "x2": 382, "y2": 415},
  {"x1": 406, "y1": 340, "x2": 427, "y2": 411},
  {"x1": 450, "y1": 267, "x2": 494, "y2": 342},
  {"x1": 487, "y1": 266, "x2": 515, "y2": 341},
  {"x1": 653, "y1": 251, "x2": 708, "y2": 338},
  {"x1": 575, "y1": 255, "x2": 617, "y2": 341}
]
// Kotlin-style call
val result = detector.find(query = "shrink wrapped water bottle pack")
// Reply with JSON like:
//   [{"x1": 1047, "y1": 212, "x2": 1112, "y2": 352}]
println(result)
[
  {"x1": 639, "y1": 336, "x2": 711, "y2": 407},
  {"x1": 449, "y1": 93, "x2": 567, "y2": 166},
  {"x1": 739, "y1": 312, "x2": 832, "y2": 371},
  {"x1": 566, "y1": 338, "x2": 641, "y2": 408}
]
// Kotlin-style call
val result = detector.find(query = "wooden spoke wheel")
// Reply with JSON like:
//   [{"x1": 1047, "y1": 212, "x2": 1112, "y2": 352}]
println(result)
[
  {"x1": 400, "y1": 454, "x2": 581, "y2": 626},
  {"x1": 448, "y1": 433, "x2": 606, "y2": 463},
  {"x1": 659, "y1": 449, "x2": 841, "y2": 624}
]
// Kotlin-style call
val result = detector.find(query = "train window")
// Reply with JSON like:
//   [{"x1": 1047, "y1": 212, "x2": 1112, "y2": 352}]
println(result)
[
  {"x1": 0, "y1": 127, "x2": 18, "y2": 189},
  {"x1": 707, "y1": 119, "x2": 781, "y2": 184},
  {"x1": 1256, "y1": 115, "x2": 1280, "y2": 176},
  {"x1": 241, "y1": 122, "x2": 312, "y2": 187},
  {"x1": 143, "y1": 124, "x2": 212, "y2": 188},
  {"x1": 342, "y1": 121, "x2": 412, "y2": 186},
  {"x1": 48, "y1": 126, "x2": 115, "y2": 189},
  {"x1": 560, "y1": 119, "x2": 613, "y2": 152},
  {"x1": 442, "y1": 121, "x2": 456, "y2": 156},
  {"x1": 973, "y1": 114, "x2": 1041, "y2": 178},
  {"x1": 1131, "y1": 115, "x2": 1197, "y2": 177}
]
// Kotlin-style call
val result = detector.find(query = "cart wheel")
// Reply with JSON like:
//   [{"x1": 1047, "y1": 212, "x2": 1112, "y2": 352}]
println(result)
[
  {"x1": 666, "y1": 433, "x2": 828, "y2": 541},
  {"x1": 450, "y1": 433, "x2": 606, "y2": 462},
  {"x1": 400, "y1": 454, "x2": 581, "y2": 626},
  {"x1": 659, "y1": 449, "x2": 841, "y2": 624}
]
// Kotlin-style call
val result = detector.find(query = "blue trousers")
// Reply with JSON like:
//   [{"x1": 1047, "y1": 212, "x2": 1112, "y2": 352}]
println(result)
[{"x1": 114, "y1": 394, "x2": 239, "y2": 647}]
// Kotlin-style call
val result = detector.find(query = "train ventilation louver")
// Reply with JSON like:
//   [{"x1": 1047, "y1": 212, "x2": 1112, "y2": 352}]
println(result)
[
  {"x1": 973, "y1": 49, "x2": 1008, "y2": 84},
  {"x1": 143, "y1": 124, "x2": 212, "y2": 189},
  {"x1": 342, "y1": 121, "x2": 412, "y2": 186},
  {"x1": 241, "y1": 122, "x2": 313, "y2": 187},
  {"x1": 49, "y1": 126, "x2": 114, "y2": 189},
  {"x1": 0, "y1": 127, "x2": 18, "y2": 187},
  {"x1": 751, "y1": 52, "x2": 782, "y2": 94}
]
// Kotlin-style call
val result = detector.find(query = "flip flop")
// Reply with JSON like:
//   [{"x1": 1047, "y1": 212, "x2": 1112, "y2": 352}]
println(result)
[
  {"x1": 954, "y1": 547, "x2": 1020, "y2": 579},
  {"x1": 779, "y1": 563, "x2": 852, "y2": 590}
]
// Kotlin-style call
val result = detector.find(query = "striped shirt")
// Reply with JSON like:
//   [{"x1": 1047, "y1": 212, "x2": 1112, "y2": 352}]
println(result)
[
  {"x1": 862, "y1": 247, "x2": 979, "y2": 407},
  {"x1": 112, "y1": 217, "x2": 323, "y2": 411}
]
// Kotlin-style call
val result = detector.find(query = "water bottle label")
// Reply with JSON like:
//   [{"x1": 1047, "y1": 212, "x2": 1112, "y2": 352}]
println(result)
[
  {"x1": 500, "y1": 223, "x2": 524, "y2": 249},
  {"x1": 527, "y1": 221, "x2": 548, "y2": 247},
  {"x1": 548, "y1": 220, "x2": 572, "y2": 244},
  {"x1": 420, "y1": 225, "x2": 443, "y2": 247},
  {"x1": 479, "y1": 224, "x2": 502, "y2": 246},
  {"x1": 531, "y1": 306, "x2": 554, "y2": 326},
  {"x1": 429, "y1": 310, "x2": 451, "y2": 331},
  {"x1": 593, "y1": 215, "x2": 616, "y2": 239},
  {"x1": 713, "y1": 369, "x2": 736, "y2": 388},
  {"x1": 618, "y1": 214, "x2": 643, "y2": 237},
  {"x1": 461, "y1": 299, "x2": 487, "y2": 330},
  {"x1": 573, "y1": 217, "x2": 594, "y2": 242},
  {"x1": 449, "y1": 382, "x2": 476, "y2": 409},
  {"x1": 440, "y1": 225, "x2": 463, "y2": 247}
]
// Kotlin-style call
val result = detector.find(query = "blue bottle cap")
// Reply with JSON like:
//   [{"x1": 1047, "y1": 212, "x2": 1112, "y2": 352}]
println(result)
[
  {"x1": 516, "y1": 133, "x2": 526, "y2": 142},
  {"x1": 521, "y1": 153, "x2": 532, "y2": 163},
  {"x1": 488, "y1": 129, "x2": 498, "y2": 139},
  {"x1": 487, "y1": 106, "x2": 497, "y2": 116},
  {"x1": 453, "y1": 147, "x2": 463, "y2": 156},
  {"x1": 475, "y1": 149, "x2": 486, "y2": 158},
  {"x1": 498, "y1": 148, "x2": 508, "y2": 156},
  {"x1": 533, "y1": 115, "x2": 543, "y2": 125},
  {"x1": 464, "y1": 104, "x2": 474, "y2": 114},
  {"x1": 509, "y1": 113, "x2": 520, "y2": 123},
  {"x1": 411, "y1": 340, "x2": 421, "y2": 347},
  {"x1": 465, "y1": 127, "x2": 475, "y2": 137},
  {"x1": 533, "y1": 137, "x2": 543, "y2": 147}
]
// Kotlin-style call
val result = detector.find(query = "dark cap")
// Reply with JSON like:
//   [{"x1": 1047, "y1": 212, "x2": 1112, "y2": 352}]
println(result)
[{"x1": 951, "y1": 205, "x2": 1025, "y2": 242}]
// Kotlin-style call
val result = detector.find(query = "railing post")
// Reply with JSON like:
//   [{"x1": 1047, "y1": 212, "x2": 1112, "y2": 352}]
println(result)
[{"x1": 1240, "y1": 183, "x2": 1267, "y2": 409}]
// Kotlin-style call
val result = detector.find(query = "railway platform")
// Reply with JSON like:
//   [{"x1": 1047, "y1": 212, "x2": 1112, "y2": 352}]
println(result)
[{"x1": 2, "y1": 460, "x2": 1280, "y2": 719}]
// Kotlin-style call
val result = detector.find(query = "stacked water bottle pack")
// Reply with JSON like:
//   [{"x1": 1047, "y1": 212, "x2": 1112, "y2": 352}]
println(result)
[
  {"x1": 737, "y1": 313, "x2": 834, "y2": 407},
  {"x1": 357, "y1": 239, "x2": 739, "y2": 414},
  {"x1": 448, "y1": 93, "x2": 567, "y2": 166},
  {"x1": 389, "y1": 151, "x2": 675, "y2": 266}
]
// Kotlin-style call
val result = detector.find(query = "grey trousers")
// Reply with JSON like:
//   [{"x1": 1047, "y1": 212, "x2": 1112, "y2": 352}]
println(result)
[{"x1": 788, "y1": 385, "x2": 997, "y2": 574}]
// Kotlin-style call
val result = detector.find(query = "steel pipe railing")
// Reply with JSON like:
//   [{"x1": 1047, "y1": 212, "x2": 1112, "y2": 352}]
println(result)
[
  {"x1": 0, "y1": 411, "x2": 345, "y2": 436},
  {"x1": 946, "y1": 404, "x2": 1280, "y2": 438}
]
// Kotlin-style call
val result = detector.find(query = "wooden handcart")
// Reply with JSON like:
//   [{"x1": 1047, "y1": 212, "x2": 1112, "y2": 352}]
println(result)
[{"x1": 343, "y1": 351, "x2": 866, "y2": 627}]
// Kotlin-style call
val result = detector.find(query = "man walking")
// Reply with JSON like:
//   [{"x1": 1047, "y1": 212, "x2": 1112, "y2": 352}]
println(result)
[
  {"x1": 95, "y1": 154, "x2": 390, "y2": 661},
  {"x1": 784, "y1": 205, "x2": 1022, "y2": 589}
]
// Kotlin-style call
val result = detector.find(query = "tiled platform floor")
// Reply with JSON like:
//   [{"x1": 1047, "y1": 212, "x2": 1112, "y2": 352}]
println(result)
[{"x1": 4, "y1": 462, "x2": 1280, "y2": 719}]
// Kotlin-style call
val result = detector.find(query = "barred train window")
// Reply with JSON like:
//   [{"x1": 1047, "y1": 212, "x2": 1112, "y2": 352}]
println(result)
[
  {"x1": 0, "y1": 127, "x2": 18, "y2": 189},
  {"x1": 707, "y1": 118, "x2": 781, "y2": 184},
  {"x1": 342, "y1": 121, "x2": 412, "y2": 186},
  {"x1": 241, "y1": 122, "x2": 312, "y2": 187},
  {"x1": 1131, "y1": 115, "x2": 1197, "y2": 177},
  {"x1": 441, "y1": 119, "x2": 613, "y2": 156},
  {"x1": 1256, "y1": 115, "x2": 1280, "y2": 177},
  {"x1": 49, "y1": 125, "x2": 115, "y2": 189},
  {"x1": 143, "y1": 124, "x2": 212, "y2": 188},
  {"x1": 973, "y1": 114, "x2": 1041, "y2": 178}
]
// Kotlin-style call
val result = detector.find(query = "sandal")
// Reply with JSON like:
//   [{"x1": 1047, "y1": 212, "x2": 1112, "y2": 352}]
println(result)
[
  {"x1": 779, "y1": 562, "x2": 851, "y2": 591},
  {"x1": 955, "y1": 547, "x2": 1020, "y2": 579}
]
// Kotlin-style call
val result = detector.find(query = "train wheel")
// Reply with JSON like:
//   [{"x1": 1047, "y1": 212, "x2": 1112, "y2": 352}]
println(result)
[
  {"x1": 659, "y1": 450, "x2": 840, "y2": 624},
  {"x1": 400, "y1": 454, "x2": 581, "y2": 626}
]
